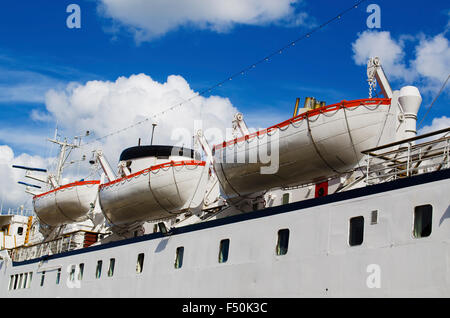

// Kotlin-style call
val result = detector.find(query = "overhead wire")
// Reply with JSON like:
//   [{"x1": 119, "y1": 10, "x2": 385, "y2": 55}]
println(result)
[
  {"x1": 417, "y1": 74, "x2": 450, "y2": 129},
  {"x1": 81, "y1": 0, "x2": 369, "y2": 147}
]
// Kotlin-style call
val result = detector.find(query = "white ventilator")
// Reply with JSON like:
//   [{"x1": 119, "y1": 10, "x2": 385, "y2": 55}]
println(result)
[{"x1": 398, "y1": 86, "x2": 422, "y2": 139}]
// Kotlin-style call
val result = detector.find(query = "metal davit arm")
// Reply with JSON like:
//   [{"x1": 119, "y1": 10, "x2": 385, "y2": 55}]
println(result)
[
  {"x1": 91, "y1": 150, "x2": 117, "y2": 182},
  {"x1": 367, "y1": 57, "x2": 393, "y2": 99}
]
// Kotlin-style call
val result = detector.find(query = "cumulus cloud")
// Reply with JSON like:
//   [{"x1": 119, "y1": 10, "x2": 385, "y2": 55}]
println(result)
[
  {"x1": 0, "y1": 145, "x2": 52, "y2": 211},
  {"x1": 352, "y1": 30, "x2": 415, "y2": 81},
  {"x1": 413, "y1": 34, "x2": 450, "y2": 92},
  {"x1": 98, "y1": 0, "x2": 304, "y2": 42},
  {"x1": 44, "y1": 73, "x2": 238, "y2": 165},
  {"x1": 351, "y1": 29, "x2": 450, "y2": 94},
  {"x1": 418, "y1": 116, "x2": 450, "y2": 135},
  {"x1": 2, "y1": 73, "x2": 239, "y2": 210}
]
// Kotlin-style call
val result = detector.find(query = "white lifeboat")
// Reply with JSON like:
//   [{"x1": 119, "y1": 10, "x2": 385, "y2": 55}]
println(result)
[
  {"x1": 213, "y1": 98, "x2": 396, "y2": 199},
  {"x1": 99, "y1": 145, "x2": 209, "y2": 226},
  {"x1": 33, "y1": 180, "x2": 100, "y2": 226}
]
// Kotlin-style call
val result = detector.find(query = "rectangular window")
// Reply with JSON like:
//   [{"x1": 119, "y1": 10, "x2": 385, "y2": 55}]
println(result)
[
  {"x1": 56, "y1": 268, "x2": 61, "y2": 285},
  {"x1": 136, "y1": 253, "x2": 144, "y2": 273},
  {"x1": 13, "y1": 274, "x2": 18, "y2": 290},
  {"x1": 8, "y1": 275, "x2": 14, "y2": 291},
  {"x1": 349, "y1": 216, "x2": 364, "y2": 246},
  {"x1": 276, "y1": 229, "x2": 290, "y2": 255},
  {"x1": 69, "y1": 265, "x2": 76, "y2": 281},
  {"x1": 95, "y1": 260, "x2": 102, "y2": 279},
  {"x1": 218, "y1": 239, "x2": 230, "y2": 263},
  {"x1": 26, "y1": 272, "x2": 33, "y2": 289},
  {"x1": 108, "y1": 258, "x2": 115, "y2": 277},
  {"x1": 23, "y1": 273, "x2": 28, "y2": 289},
  {"x1": 40, "y1": 271, "x2": 45, "y2": 287},
  {"x1": 18, "y1": 274, "x2": 23, "y2": 289},
  {"x1": 78, "y1": 263, "x2": 84, "y2": 281},
  {"x1": 371, "y1": 210, "x2": 378, "y2": 225},
  {"x1": 282, "y1": 193, "x2": 290, "y2": 205},
  {"x1": 414, "y1": 205, "x2": 432, "y2": 238},
  {"x1": 175, "y1": 247, "x2": 184, "y2": 269}
]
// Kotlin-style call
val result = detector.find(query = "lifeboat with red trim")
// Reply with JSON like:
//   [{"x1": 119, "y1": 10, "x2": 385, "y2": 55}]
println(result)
[
  {"x1": 213, "y1": 98, "x2": 397, "y2": 200},
  {"x1": 33, "y1": 180, "x2": 100, "y2": 226},
  {"x1": 99, "y1": 145, "x2": 209, "y2": 226}
]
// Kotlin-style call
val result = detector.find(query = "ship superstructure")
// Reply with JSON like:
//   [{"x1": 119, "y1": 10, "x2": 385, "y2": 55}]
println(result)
[{"x1": 0, "y1": 57, "x2": 449, "y2": 297}]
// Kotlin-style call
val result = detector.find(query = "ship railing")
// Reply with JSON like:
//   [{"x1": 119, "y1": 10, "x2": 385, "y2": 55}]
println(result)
[
  {"x1": 363, "y1": 127, "x2": 450, "y2": 185},
  {"x1": 0, "y1": 207, "x2": 35, "y2": 217},
  {"x1": 10, "y1": 230, "x2": 104, "y2": 263}
]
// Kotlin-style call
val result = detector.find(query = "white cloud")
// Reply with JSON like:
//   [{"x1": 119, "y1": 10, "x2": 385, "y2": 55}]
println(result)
[
  {"x1": 413, "y1": 33, "x2": 450, "y2": 92},
  {"x1": 98, "y1": 0, "x2": 304, "y2": 42},
  {"x1": 1, "y1": 73, "x2": 239, "y2": 210},
  {"x1": 0, "y1": 69, "x2": 65, "y2": 104},
  {"x1": 418, "y1": 115, "x2": 450, "y2": 135},
  {"x1": 0, "y1": 145, "x2": 51, "y2": 211},
  {"x1": 44, "y1": 73, "x2": 238, "y2": 165},
  {"x1": 351, "y1": 29, "x2": 450, "y2": 94},
  {"x1": 352, "y1": 30, "x2": 415, "y2": 82}
]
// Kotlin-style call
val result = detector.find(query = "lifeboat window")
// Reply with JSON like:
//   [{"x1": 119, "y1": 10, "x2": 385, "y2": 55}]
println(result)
[
  {"x1": 56, "y1": 268, "x2": 61, "y2": 285},
  {"x1": 218, "y1": 239, "x2": 230, "y2": 263},
  {"x1": 349, "y1": 216, "x2": 364, "y2": 246},
  {"x1": 40, "y1": 271, "x2": 45, "y2": 287},
  {"x1": 413, "y1": 205, "x2": 432, "y2": 238},
  {"x1": 175, "y1": 247, "x2": 184, "y2": 269},
  {"x1": 17, "y1": 227, "x2": 23, "y2": 235},
  {"x1": 282, "y1": 193, "x2": 290, "y2": 205},
  {"x1": 276, "y1": 229, "x2": 290, "y2": 256},
  {"x1": 108, "y1": 258, "x2": 116, "y2": 277},
  {"x1": 95, "y1": 260, "x2": 103, "y2": 279},
  {"x1": 136, "y1": 253, "x2": 144, "y2": 273},
  {"x1": 78, "y1": 263, "x2": 84, "y2": 280}
]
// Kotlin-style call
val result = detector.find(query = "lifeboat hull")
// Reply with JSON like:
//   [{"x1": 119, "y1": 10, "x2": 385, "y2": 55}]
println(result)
[
  {"x1": 99, "y1": 160, "x2": 209, "y2": 226},
  {"x1": 33, "y1": 181, "x2": 100, "y2": 226},
  {"x1": 213, "y1": 99, "x2": 395, "y2": 199}
]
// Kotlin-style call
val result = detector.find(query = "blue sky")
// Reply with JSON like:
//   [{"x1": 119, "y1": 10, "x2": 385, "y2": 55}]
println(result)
[
  {"x1": 0, "y1": 0, "x2": 449, "y2": 157},
  {"x1": 0, "y1": 0, "x2": 449, "y2": 210}
]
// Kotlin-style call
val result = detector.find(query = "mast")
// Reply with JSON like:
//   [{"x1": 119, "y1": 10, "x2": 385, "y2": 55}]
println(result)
[{"x1": 47, "y1": 137, "x2": 79, "y2": 185}]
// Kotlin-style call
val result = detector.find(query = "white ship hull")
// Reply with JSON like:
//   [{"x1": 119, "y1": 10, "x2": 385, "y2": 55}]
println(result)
[{"x1": 2, "y1": 169, "x2": 449, "y2": 297}]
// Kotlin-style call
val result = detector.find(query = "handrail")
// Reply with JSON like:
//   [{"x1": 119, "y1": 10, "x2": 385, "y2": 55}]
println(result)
[{"x1": 362, "y1": 127, "x2": 450, "y2": 154}]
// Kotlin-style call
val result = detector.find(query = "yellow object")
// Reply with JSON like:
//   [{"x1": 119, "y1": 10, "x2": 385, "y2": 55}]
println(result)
[
  {"x1": 303, "y1": 97, "x2": 313, "y2": 109},
  {"x1": 24, "y1": 216, "x2": 33, "y2": 245},
  {"x1": 293, "y1": 98, "x2": 300, "y2": 117}
]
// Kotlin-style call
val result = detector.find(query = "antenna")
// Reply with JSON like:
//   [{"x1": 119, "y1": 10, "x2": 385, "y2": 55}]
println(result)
[
  {"x1": 47, "y1": 137, "x2": 80, "y2": 185},
  {"x1": 150, "y1": 123, "x2": 157, "y2": 145}
]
